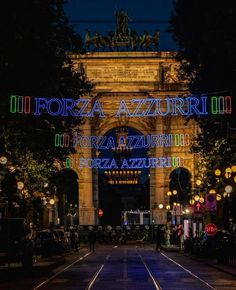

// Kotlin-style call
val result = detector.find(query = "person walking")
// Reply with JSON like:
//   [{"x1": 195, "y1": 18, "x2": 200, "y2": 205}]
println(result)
[
  {"x1": 88, "y1": 229, "x2": 96, "y2": 252},
  {"x1": 177, "y1": 224, "x2": 184, "y2": 251}
]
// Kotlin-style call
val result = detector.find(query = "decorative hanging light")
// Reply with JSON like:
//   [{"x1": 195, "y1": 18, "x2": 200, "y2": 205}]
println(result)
[
  {"x1": 216, "y1": 194, "x2": 222, "y2": 201},
  {"x1": 194, "y1": 195, "x2": 200, "y2": 201},
  {"x1": 196, "y1": 179, "x2": 202, "y2": 186},
  {"x1": 199, "y1": 197, "x2": 204, "y2": 203},
  {"x1": 189, "y1": 199, "x2": 194, "y2": 205},
  {"x1": 214, "y1": 169, "x2": 221, "y2": 176},
  {"x1": 209, "y1": 189, "x2": 216, "y2": 194},
  {"x1": 17, "y1": 181, "x2": 24, "y2": 190},
  {"x1": 231, "y1": 165, "x2": 236, "y2": 172},
  {"x1": 225, "y1": 185, "x2": 233, "y2": 193}
]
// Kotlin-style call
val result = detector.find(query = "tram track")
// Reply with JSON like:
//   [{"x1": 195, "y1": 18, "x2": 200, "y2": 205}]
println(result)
[
  {"x1": 86, "y1": 246, "x2": 163, "y2": 290},
  {"x1": 32, "y1": 245, "x2": 227, "y2": 290},
  {"x1": 160, "y1": 251, "x2": 217, "y2": 290},
  {"x1": 136, "y1": 246, "x2": 218, "y2": 290}
]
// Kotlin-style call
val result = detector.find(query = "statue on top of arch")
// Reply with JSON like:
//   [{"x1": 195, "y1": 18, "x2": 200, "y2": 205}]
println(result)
[
  {"x1": 84, "y1": 8, "x2": 159, "y2": 52},
  {"x1": 115, "y1": 8, "x2": 131, "y2": 37}
]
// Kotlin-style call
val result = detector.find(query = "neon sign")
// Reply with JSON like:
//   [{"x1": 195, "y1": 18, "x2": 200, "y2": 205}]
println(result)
[
  {"x1": 66, "y1": 156, "x2": 183, "y2": 169},
  {"x1": 10, "y1": 95, "x2": 31, "y2": 114},
  {"x1": 55, "y1": 133, "x2": 191, "y2": 149},
  {"x1": 10, "y1": 95, "x2": 232, "y2": 117}
]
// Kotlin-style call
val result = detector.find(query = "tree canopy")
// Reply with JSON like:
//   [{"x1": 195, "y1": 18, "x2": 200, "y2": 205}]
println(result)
[
  {"x1": 0, "y1": 0, "x2": 91, "y2": 203},
  {"x1": 169, "y1": 0, "x2": 236, "y2": 180}
]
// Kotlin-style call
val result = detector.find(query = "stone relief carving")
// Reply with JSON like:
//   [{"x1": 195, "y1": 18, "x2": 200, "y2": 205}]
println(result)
[{"x1": 164, "y1": 64, "x2": 181, "y2": 83}]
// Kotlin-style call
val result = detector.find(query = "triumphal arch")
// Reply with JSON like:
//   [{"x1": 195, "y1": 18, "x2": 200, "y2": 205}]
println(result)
[{"x1": 69, "y1": 10, "x2": 198, "y2": 225}]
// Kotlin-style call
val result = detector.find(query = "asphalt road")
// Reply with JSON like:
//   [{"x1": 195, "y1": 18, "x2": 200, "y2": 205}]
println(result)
[{"x1": 1, "y1": 245, "x2": 236, "y2": 290}]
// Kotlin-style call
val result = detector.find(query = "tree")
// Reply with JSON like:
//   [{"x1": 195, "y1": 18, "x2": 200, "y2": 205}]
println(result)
[
  {"x1": 168, "y1": 0, "x2": 236, "y2": 184},
  {"x1": 0, "y1": 0, "x2": 91, "y2": 217}
]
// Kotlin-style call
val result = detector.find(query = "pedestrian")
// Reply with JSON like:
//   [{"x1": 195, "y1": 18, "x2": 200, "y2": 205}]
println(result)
[
  {"x1": 177, "y1": 224, "x2": 184, "y2": 251},
  {"x1": 70, "y1": 229, "x2": 78, "y2": 252},
  {"x1": 88, "y1": 228, "x2": 96, "y2": 252},
  {"x1": 165, "y1": 226, "x2": 171, "y2": 247},
  {"x1": 155, "y1": 225, "x2": 162, "y2": 251}
]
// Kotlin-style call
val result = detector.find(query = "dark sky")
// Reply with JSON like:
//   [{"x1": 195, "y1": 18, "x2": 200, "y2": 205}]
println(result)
[{"x1": 64, "y1": 0, "x2": 177, "y2": 51}]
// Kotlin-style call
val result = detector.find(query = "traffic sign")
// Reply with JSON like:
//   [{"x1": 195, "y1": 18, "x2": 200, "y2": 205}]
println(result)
[
  {"x1": 205, "y1": 194, "x2": 217, "y2": 211},
  {"x1": 193, "y1": 201, "x2": 202, "y2": 213},
  {"x1": 204, "y1": 223, "x2": 218, "y2": 236},
  {"x1": 98, "y1": 209, "x2": 103, "y2": 217}
]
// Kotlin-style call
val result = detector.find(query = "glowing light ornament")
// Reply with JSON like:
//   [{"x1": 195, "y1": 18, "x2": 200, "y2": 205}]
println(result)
[
  {"x1": 214, "y1": 169, "x2": 221, "y2": 176},
  {"x1": 55, "y1": 133, "x2": 70, "y2": 148},
  {"x1": 194, "y1": 195, "x2": 200, "y2": 201},
  {"x1": 189, "y1": 199, "x2": 194, "y2": 205},
  {"x1": 0, "y1": 156, "x2": 7, "y2": 165},
  {"x1": 196, "y1": 179, "x2": 202, "y2": 186},
  {"x1": 10, "y1": 95, "x2": 31, "y2": 114},
  {"x1": 216, "y1": 194, "x2": 222, "y2": 201},
  {"x1": 17, "y1": 181, "x2": 24, "y2": 190},
  {"x1": 9, "y1": 95, "x2": 232, "y2": 117},
  {"x1": 225, "y1": 167, "x2": 232, "y2": 178},
  {"x1": 231, "y1": 165, "x2": 236, "y2": 172},
  {"x1": 209, "y1": 189, "x2": 216, "y2": 194},
  {"x1": 225, "y1": 185, "x2": 233, "y2": 193},
  {"x1": 211, "y1": 96, "x2": 231, "y2": 114},
  {"x1": 199, "y1": 197, "x2": 204, "y2": 203},
  {"x1": 49, "y1": 199, "x2": 55, "y2": 205}
]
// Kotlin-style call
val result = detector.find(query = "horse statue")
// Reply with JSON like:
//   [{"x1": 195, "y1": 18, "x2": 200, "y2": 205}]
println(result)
[
  {"x1": 130, "y1": 30, "x2": 139, "y2": 51},
  {"x1": 85, "y1": 30, "x2": 108, "y2": 51},
  {"x1": 139, "y1": 31, "x2": 159, "y2": 51}
]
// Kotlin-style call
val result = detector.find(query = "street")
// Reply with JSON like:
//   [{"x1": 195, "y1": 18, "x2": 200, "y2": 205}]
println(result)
[{"x1": 1, "y1": 245, "x2": 236, "y2": 290}]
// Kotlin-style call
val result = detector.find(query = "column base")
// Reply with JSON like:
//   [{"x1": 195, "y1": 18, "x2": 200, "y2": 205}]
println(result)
[
  {"x1": 79, "y1": 207, "x2": 96, "y2": 225},
  {"x1": 152, "y1": 208, "x2": 167, "y2": 225}
]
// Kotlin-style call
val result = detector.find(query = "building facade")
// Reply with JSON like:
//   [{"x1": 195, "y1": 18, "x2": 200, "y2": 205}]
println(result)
[{"x1": 70, "y1": 51, "x2": 198, "y2": 225}]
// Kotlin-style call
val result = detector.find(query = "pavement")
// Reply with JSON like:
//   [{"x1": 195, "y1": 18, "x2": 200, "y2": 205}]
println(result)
[
  {"x1": 161, "y1": 244, "x2": 236, "y2": 277},
  {"x1": 1, "y1": 243, "x2": 236, "y2": 280},
  {"x1": 0, "y1": 245, "x2": 89, "y2": 280}
]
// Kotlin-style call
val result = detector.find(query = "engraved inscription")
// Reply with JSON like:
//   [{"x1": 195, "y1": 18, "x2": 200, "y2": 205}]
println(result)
[{"x1": 86, "y1": 64, "x2": 159, "y2": 82}]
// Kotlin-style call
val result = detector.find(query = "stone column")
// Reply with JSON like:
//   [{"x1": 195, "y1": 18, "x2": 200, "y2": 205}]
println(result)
[
  {"x1": 76, "y1": 120, "x2": 95, "y2": 225},
  {"x1": 149, "y1": 117, "x2": 167, "y2": 225}
]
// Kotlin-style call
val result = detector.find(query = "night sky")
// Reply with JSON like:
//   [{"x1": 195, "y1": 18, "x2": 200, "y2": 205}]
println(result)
[{"x1": 64, "y1": 0, "x2": 177, "y2": 51}]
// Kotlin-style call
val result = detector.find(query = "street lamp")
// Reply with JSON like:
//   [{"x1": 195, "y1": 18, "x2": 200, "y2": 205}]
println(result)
[{"x1": 158, "y1": 203, "x2": 164, "y2": 209}]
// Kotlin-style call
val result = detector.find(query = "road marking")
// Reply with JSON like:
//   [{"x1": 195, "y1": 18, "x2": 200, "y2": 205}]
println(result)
[
  {"x1": 161, "y1": 252, "x2": 217, "y2": 290},
  {"x1": 32, "y1": 252, "x2": 91, "y2": 290},
  {"x1": 85, "y1": 264, "x2": 104, "y2": 290}
]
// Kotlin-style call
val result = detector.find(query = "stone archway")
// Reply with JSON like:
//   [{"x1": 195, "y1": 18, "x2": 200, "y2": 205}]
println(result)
[
  {"x1": 70, "y1": 51, "x2": 199, "y2": 225},
  {"x1": 98, "y1": 126, "x2": 150, "y2": 225},
  {"x1": 54, "y1": 169, "x2": 79, "y2": 226},
  {"x1": 169, "y1": 167, "x2": 192, "y2": 204}
]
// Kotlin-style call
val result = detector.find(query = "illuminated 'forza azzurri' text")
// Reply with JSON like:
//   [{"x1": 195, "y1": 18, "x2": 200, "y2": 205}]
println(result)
[
  {"x1": 66, "y1": 157, "x2": 183, "y2": 169},
  {"x1": 10, "y1": 95, "x2": 232, "y2": 117},
  {"x1": 55, "y1": 133, "x2": 191, "y2": 149}
]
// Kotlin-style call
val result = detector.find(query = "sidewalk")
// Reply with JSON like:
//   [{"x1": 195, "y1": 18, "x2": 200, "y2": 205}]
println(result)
[
  {"x1": 159, "y1": 244, "x2": 236, "y2": 277},
  {"x1": 0, "y1": 246, "x2": 89, "y2": 280}
]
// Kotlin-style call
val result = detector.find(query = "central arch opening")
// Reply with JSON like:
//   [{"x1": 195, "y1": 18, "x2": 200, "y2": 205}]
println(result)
[{"x1": 98, "y1": 126, "x2": 150, "y2": 225}]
